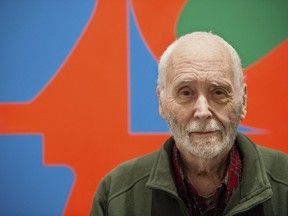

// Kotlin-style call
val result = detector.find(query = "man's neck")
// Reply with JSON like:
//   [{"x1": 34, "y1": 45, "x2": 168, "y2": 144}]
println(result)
[{"x1": 177, "y1": 145, "x2": 231, "y2": 197}]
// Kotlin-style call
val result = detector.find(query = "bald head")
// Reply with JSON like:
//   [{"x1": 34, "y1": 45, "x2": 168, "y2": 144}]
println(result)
[{"x1": 157, "y1": 32, "x2": 244, "y2": 96}]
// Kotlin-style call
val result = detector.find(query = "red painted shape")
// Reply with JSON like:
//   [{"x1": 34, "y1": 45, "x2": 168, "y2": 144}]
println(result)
[
  {"x1": 131, "y1": 0, "x2": 187, "y2": 59},
  {"x1": 242, "y1": 40, "x2": 288, "y2": 153}
]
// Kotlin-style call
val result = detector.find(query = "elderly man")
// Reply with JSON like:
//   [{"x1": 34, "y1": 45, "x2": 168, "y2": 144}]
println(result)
[{"x1": 90, "y1": 32, "x2": 288, "y2": 216}]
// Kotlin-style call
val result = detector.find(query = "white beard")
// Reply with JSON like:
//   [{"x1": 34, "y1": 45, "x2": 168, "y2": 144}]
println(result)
[{"x1": 166, "y1": 112, "x2": 241, "y2": 159}]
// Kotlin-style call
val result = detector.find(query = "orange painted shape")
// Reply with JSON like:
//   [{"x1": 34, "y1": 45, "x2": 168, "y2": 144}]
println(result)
[
  {"x1": 242, "y1": 40, "x2": 288, "y2": 153},
  {"x1": 131, "y1": 0, "x2": 187, "y2": 59}
]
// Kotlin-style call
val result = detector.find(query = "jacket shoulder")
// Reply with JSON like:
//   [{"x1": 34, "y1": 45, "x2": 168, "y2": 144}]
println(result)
[
  {"x1": 90, "y1": 151, "x2": 159, "y2": 216},
  {"x1": 97, "y1": 150, "x2": 158, "y2": 199},
  {"x1": 257, "y1": 145, "x2": 288, "y2": 186},
  {"x1": 110, "y1": 151, "x2": 157, "y2": 182}
]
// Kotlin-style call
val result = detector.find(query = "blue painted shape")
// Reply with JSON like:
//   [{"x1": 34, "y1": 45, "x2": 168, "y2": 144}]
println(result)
[
  {"x1": 0, "y1": 0, "x2": 96, "y2": 102},
  {"x1": 129, "y1": 6, "x2": 169, "y2": 133},
  {"x1": 128, "y1": 5, "x2": 261, "y2": 134},
  {"x1": 238, "y1": 125, "x2": 265, "y2": 134},
  {"x1": 0, "y1": 135, "x2": 74, "y2": 216}
]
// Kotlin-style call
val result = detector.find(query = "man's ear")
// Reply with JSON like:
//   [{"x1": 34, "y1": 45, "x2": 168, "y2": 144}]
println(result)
[
  {"x1": 157, "y1": 87, "x2": 165, "y2": 119},
  {"x1": 240, "y1": 84, "x2": 247, "y2": 120}
]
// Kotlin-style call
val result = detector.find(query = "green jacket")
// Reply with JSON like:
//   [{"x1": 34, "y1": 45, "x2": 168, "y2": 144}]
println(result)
[{"x1": 90, "y1": 133, "x2": 288, "y2": 216}]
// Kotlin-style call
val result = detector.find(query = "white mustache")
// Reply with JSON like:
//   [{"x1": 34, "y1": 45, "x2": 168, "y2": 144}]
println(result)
[{"x1": 185, "y1": 119, "x2": 223, "y2": 133}]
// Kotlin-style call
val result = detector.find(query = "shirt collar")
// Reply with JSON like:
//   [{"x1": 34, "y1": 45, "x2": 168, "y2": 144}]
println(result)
[{"x1": 172, "y1": 143, "x2": 242, "y2": 215}]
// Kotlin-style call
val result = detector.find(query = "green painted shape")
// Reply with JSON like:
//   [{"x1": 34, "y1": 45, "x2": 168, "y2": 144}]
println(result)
[{"x1": 177, "y1": 0, "x2": 288, "y2": 68}]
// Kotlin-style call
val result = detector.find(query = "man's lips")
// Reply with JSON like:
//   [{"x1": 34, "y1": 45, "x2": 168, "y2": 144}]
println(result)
[{"x1": 189, "y1": 131, "x2": 219, "y2": 136}]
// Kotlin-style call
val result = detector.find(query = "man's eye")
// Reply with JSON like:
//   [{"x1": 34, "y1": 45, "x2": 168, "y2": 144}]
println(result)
[
  {"x1": 178, "y1": 88, "x2": 194, "y2": 99},
  {"x1": 214, "y1": 89, "x2": 225, "y2": 95},
  {"x1": 212, "y1": 89, "x2": 228, "y2": 100},
  {"x1": 181, "y1": 90, "x2": 192, "y2": 96}
]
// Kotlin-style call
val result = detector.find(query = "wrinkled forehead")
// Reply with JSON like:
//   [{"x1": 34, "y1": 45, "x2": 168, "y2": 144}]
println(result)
[
  {"x1": 170, "y1": 35, "x2": 232, "y2": 66},
  {"x1": 166, "y1": 36, "x2": 234, "y2": 84}
]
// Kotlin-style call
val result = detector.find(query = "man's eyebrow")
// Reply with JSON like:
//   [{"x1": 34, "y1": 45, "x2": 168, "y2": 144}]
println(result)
[
  {"x1": 172, "y1": 80, "x2": 195, "y2": 90},
  {"x1": 173, "y1": 79, "x2": 195, "y2": 86},
  {"x1": 210, "y1": 81, "x2": 233, "y2": 91}
]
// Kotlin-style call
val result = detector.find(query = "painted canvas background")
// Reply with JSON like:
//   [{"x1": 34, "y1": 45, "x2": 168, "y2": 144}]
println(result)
[{"x1": 0, "y1": 0, "x2": 287, "y2": 215}]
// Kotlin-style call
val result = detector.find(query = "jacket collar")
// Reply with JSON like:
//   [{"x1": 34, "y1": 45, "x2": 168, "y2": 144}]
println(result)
[
  {"x1": 146, "y1": 133, "x2": 273, "y2": 214},
  {"x1": 146, "y1": 136, "x2": 178, "y2": 196},
  {"x1": 224, "y1": 133, "x2": 273, "y2": 215}
]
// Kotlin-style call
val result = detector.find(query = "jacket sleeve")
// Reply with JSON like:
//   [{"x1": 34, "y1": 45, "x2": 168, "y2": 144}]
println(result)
[
  {"x1": 90, "y1": 193, "x2": 107, "y2": 216},
  {"x1": 90, "y1": 178, "x2": 110, "y2": 216}
]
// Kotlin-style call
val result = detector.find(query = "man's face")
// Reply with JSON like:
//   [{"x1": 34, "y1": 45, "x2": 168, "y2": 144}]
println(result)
[{"x1": 158, "y1": 38, "x2": 246, "y2": 159}]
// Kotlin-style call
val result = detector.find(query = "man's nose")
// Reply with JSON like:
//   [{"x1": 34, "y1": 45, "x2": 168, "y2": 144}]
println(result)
[{"x1": 193, "y1": 95, "x2": 212, "y2": 120}]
